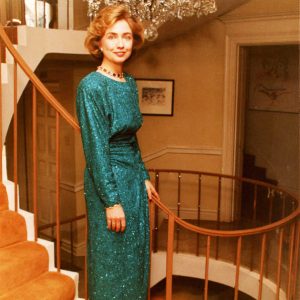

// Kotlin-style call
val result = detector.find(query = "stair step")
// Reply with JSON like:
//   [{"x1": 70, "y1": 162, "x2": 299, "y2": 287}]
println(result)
[
  {"x1": 0, "y1": 210, "x2": 27, "y2": 248},
  {"x1": 0, "y1": 184, "x2": 8, "y2": 211},
  {"x1": 0, "y1": 241, "x2": 48, "y2": 294},
  {"x1": 0, "y1": 271, "x2": 75, "y2": 300}
]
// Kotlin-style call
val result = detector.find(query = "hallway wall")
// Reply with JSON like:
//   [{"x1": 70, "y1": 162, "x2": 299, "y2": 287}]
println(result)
[
  {"x1": 127, "y1": 19, "x2": 225, "y2": 173},
  {"x1": 127, "y1": 0, "x2": 298, "y2": 165},
  {"x1": 126, "y1": 0, "x2": 299, "y2": 200}
]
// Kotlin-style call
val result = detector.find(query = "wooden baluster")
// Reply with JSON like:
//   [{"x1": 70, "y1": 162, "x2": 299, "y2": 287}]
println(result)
[
  {"x1": 85, "y1": 215, "x2": 88, "y2": 300},
  {"x1": 234, "y1": 236, "x2": 242, "y2": 300},
  {"x1": 166, "y1": 214, "x2": 174, "y2": 300},
  {"x1": 281, "y1": 192, "x2": 286, "y2": 218},
  {"x1": 265, "y1": 190, "x2": 272, "y2": 280},
  {"x1": 291, "y1": 220, "x2": 300, "y2": 299},
  {"x1": 215, "y1": 176, "x2": 221, "y2": 259},
  {"x1": 153, "y1": 171, "x2": 159, "y2": 253},
  {"x1": 13, "y1": 59, "x2": 18, "y2": 211},
  {"x1": 253, "y1": 184, "x2": 257, "y2": 221},
  {"x1": 204, "y1": 235, "x2": 211, "y2": 300},
  {"x1": 176, "y1": 172, "x2": 181, "y2": 253},
  {"x1": 67, "y1": 0, "x2": 70, "y2": 30},
  {"x1": 258, "y1": 233, "x2": 266, "y2": 300},
  {"x1": 250, "y1": 185, "x2": 258, "y2": 271},
  {"x1": 286, "y1": 223, "x2": 295, "y2": 300},
  {"x1": 275, "y1": 228, "x2": 284, "y2": 300},
  {"x1": 217, "y1": 176, "x2": 221, "y2": 224},
  {"x1": 0, "y1": 43, "x2": 2, "y2": 184},
  {"x1": 55, "y1": 112, "x2": 61, "y2": 271},
  {"x1": 266, "y1": 191, "x2": 272, "y2": 278},
  {"x1": 268, "y1": 188, "x2": 274, "y2": 223},
  {"x1": 148, "y1": 198, "x2": 155, "y2": 300},
  {"x1": 196, "y1": 173, "x2": 202, "y2": 256},
  {"x1": 70, "y1": 221, "x2": 74, "y2": 266},
  {"x1": 32, "y1": 85, "x2": 38, "y2": 240},
  {"x1": 265, "y1": 235, "x2": 269, "y2": 279}
]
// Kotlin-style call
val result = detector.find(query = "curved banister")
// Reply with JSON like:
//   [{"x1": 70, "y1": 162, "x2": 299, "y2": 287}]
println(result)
[
  {"x1": 148, "y1": 169, "x2": 299, "y2": 237},
  {"x1": 152, "y1": 196, "x2": 299, "y2": 237},
  {"x1": 149, "y1": 168, "x2": 299, "y2": 199},
  {"x1": 148, "y1": 169, "x2": 299, "y2": 299},
  {"x1": 0, "y1": 24, "x2": 80, "y2": 132}
]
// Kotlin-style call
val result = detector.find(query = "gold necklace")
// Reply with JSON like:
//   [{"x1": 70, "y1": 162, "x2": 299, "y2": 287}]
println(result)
[{"x1": 97, "y1": 65, "x2": 124, "y2": 79}]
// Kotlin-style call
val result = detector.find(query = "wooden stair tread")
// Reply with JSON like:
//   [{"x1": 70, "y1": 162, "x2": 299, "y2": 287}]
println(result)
[
  {"x1": 0, "y1": 271, "x2": 75, "y2": 300},
  {"x1": 0, "y1": 241, "x2": 49, "y2": 294},
  {"x1": 243, "y1": 153, "x2": 278, "y2": 184},
  {"x1": 0, "y1": 210, "x2": 27, "y2": 247}
]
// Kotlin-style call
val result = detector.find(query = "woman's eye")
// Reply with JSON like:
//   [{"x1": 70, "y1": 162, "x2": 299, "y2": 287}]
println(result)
[{"x1": 124, "y1": 35, "x2": 132, "y2": 40}]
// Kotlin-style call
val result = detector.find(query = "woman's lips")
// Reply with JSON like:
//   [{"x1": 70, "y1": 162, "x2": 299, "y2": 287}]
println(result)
[{"x1": 114, "y1": 52, "x2": 126, "y2": 57}]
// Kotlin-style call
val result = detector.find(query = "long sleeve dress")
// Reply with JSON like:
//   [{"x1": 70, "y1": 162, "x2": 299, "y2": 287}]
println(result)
[{"x1": 76, "y1": 71, "x2": 150, "y2": 300}]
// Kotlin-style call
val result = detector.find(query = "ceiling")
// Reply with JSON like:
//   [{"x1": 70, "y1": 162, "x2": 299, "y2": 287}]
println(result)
[
  {"x1": 44, "y1": 0, "x2": 249, "y2": 62},
  {"x1": 147, "y1": 0, "x2": 249, "y2": 45}
]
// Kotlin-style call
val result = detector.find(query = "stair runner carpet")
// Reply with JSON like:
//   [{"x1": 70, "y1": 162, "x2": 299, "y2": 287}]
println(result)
[{"x1": 0, "y1": 183, "x2": 75, "y2": 299}]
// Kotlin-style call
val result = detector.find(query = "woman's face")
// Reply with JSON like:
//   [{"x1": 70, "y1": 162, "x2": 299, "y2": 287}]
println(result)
[{"x1": 100, "y1": 19, "x2": 133, "y2": 66}]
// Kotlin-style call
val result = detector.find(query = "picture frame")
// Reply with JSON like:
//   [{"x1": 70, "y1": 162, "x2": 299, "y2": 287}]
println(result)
[
  {"x1": 136, "y1": 79, "x2": 174, "y2": 116},
  {"x1": 247, "y1": 45, "x2": 299, "y2": 113}
]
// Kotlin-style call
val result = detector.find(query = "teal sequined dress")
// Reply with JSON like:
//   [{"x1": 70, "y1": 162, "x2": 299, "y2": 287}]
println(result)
[{"x1": 76, "y1": 71, "x2": 150, "y2": 300}]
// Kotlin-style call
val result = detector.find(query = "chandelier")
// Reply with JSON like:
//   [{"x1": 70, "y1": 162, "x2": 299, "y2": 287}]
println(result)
[{"x1": 86, "y1": 0, "x2": 217, "y2": 41}]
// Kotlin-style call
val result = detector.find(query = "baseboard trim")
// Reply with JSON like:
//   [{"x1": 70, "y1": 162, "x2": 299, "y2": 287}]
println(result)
[{"x1": 61, "y1": 239, "x2": 86, "y2": 257}]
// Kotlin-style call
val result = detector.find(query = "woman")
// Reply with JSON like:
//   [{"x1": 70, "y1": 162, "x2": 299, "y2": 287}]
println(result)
[{"x1": 76, "y1": 5, "x2": 159, "y2": 300}]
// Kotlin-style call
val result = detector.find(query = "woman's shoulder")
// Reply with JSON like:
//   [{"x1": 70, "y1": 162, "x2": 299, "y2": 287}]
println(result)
[
  {"x1": 124, "y1": 73, "x2": 138, "y2": 88},
  {"x1": 124, "y1": 72, "x2": 135, "y2": 82},
  {"x1": 77, "y1": 71, "x2": 106, "y2": 92}
]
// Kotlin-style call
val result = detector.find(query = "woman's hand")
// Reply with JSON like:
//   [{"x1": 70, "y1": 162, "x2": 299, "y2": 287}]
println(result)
[
  {"x1": 145, "y1": 179, "x2": 160, "y2": 201},
  {"x1": 106, "y1": 204, "x2": 126, "y2": 233}
]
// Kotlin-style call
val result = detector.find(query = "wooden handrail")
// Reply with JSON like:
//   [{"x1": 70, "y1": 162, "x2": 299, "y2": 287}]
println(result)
[
  {"x1": 149, "y1": 168, "x2": 299, "y2": 199},
  {"x1": 0, "y1": 24, "x2": 80, "y2": 132},
  {"x1": 148, "y1": 169, "x2": 299, "y2": 238}
]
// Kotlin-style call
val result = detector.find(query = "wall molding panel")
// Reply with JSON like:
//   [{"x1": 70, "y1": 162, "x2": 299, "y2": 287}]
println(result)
[
  {"x1": 143, "y1": 146, "x2": 222, "y2": 163},
  {"x1": 60, "y1": 181, "x2": 84, "y2": 193}
]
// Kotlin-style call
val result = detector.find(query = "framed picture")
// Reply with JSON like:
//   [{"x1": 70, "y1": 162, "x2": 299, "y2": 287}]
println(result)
[
  {"x1": 136, "y1": 79, "x2": 174, "y2": 116},
  {"x1": 248, "y1": 45, "x2": 299, "y2": 113}
]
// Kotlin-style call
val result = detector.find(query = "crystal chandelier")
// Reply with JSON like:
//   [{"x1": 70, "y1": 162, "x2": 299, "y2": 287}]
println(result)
[{"x1": 86, "y1": 0, "x2": 217, "y2": 41}]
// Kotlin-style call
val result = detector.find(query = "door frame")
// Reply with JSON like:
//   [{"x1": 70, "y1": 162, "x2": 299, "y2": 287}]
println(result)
[{"x1": 221, "y1": 14, "x2": 299, "y2": 221}]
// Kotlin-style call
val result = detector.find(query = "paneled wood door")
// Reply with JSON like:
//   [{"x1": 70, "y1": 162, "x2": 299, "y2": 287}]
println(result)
[{"x1": 36, "y1": 82, "x2": 60, "y2": 226}]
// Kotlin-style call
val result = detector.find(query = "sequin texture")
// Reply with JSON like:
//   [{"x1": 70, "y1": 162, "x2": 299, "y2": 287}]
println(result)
[{"x1": 76, "y1": 71, "x2": 150, "y2": 299}]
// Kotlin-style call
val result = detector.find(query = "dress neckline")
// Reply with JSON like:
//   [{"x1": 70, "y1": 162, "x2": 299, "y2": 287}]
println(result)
[{"x1": 95, "y1": 70, "x2": 128, "y2": 84}]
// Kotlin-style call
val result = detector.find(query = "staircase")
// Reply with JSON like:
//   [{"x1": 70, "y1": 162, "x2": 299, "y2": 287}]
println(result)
[
  {"x1": 243, "y1": 153, "x2": 278, "y2": 185},
  {"x1": 0, "y1": 25, "x2": 83, "y2": 299},
  {"x1": 1, "y1": 25, "x2": 86, "y2": 141},
  {"x1": 0, "y1": 183, "x2": 75, "y2": 299},
  {"x1": 242, "y1": 153, "x2": 279, "y2": 222}
]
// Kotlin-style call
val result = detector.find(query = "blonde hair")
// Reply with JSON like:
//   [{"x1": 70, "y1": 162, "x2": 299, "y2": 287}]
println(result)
[{"x1": 85, "y1": 5, "x2": 144, "y2": 60}]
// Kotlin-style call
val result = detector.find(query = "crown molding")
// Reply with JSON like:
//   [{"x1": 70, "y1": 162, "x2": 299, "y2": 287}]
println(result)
[{"x1": 219, "y1": 12, "x2": 299, "y2": 24}]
